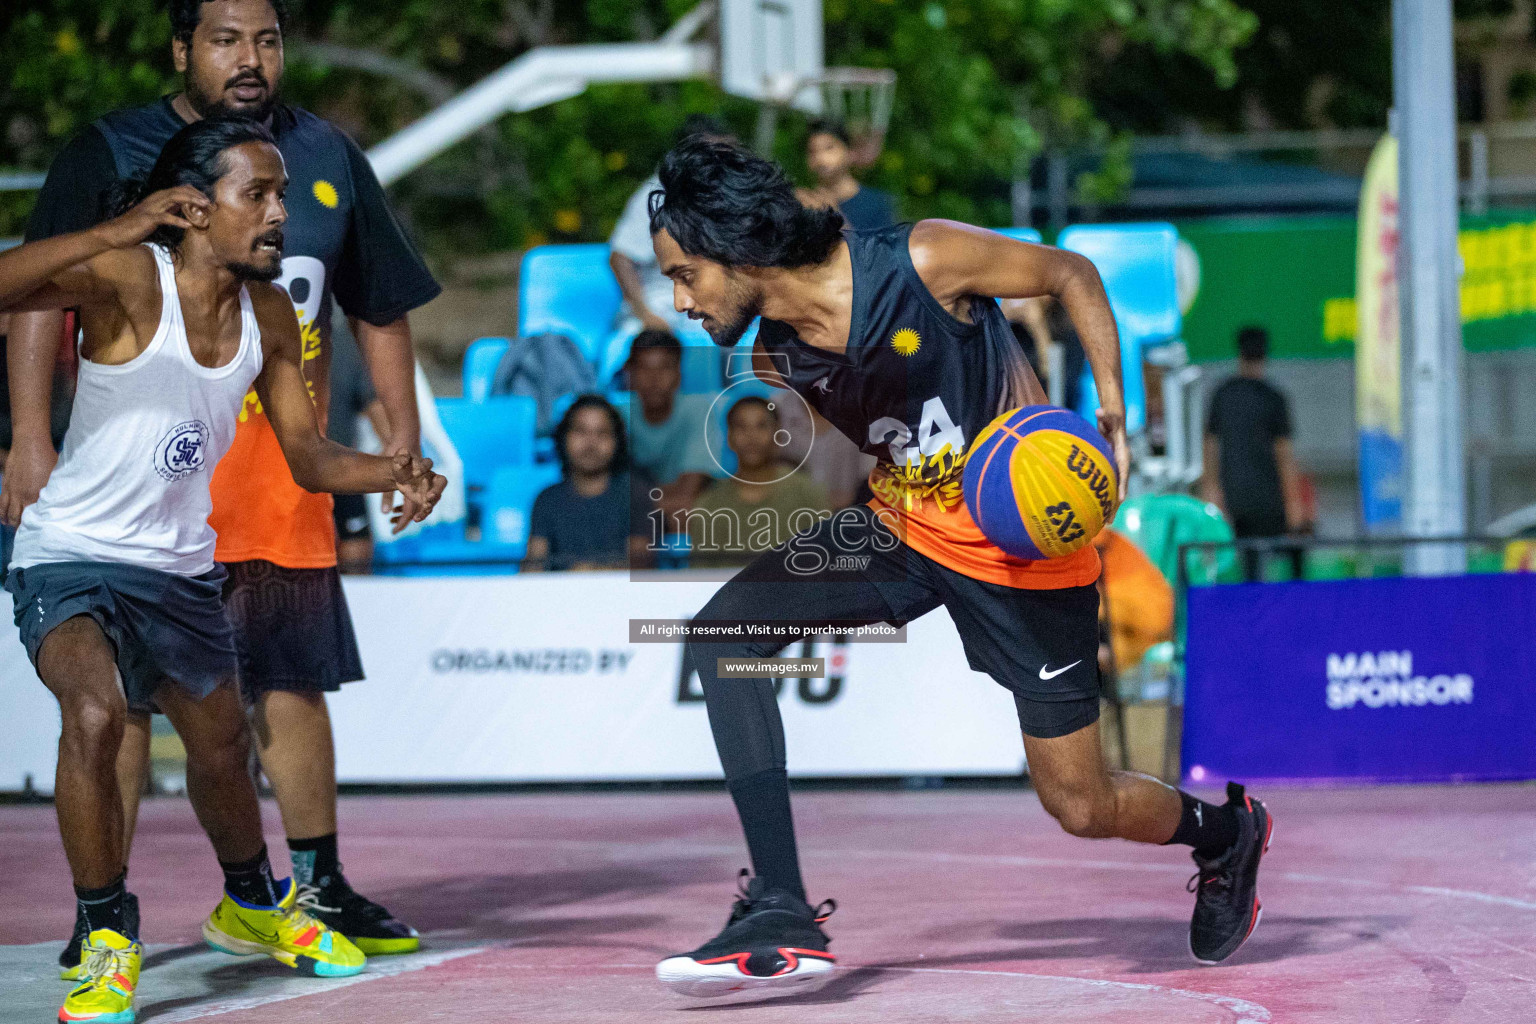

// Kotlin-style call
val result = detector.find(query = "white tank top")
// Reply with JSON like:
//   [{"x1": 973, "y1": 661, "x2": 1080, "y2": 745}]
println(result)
[{"x1": 12, "y1": 244, "x2": 265, "y2": 575}]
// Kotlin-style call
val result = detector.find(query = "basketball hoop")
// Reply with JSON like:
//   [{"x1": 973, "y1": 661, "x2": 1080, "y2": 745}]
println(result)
[{"x1": 814, "y1": 67, "x2": 895, "y2": 167}]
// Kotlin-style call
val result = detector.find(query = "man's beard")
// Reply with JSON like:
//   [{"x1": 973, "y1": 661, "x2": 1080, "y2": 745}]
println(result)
[
  {"x1": 701, "y1": 282, "x2": 763, "y2": 348},
  {"x1": 227, "y1": 258, "x2": 283, "y2": 282},
  {"x1": 186, "y1": 62, "x2": 280, "y2": 122}
]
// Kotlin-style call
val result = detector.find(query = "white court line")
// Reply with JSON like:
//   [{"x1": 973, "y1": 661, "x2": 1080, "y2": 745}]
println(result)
[
  {"x1": 382, "y1": 960, "x2": 1272, "y2": 1023},
  {"x1": 875, "y1": 967, "x2": 1272, "y2": 1024},
  {"x1": 355, "y1": 834, "x2": 1536, "y2": 912},
  {"x1": 1435, "y1": 951, "x2": 1536, "y2": 987},
  {"x1": 150, "y1": 946, "x2": 486, "y2": 1023},
  {"x1": 1457, "y1": 928, "x2": 1536, "y2": 962}
]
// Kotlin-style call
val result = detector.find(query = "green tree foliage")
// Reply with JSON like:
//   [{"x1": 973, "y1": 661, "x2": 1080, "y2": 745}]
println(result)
[{"x1": 3, "y1": 0, "x2": 1261, "y2": 251}]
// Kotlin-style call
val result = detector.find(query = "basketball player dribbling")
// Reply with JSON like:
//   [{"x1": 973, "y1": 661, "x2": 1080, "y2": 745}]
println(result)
[
  {"x1": 647, "y1": 137, "x2": 1272, "y2": 996},
  {"x1": 0, "y1": 117, "x2": 444, "y2": 1024}
]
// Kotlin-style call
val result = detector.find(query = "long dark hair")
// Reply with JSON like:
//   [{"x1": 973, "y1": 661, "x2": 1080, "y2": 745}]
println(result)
[
  {"x1": 553, "y1": 393, "x2": 629, "y2": 477},
  {"x1": 108, "y1": 116, "x2": 277, "y2": 249},
  {"x1": 648, "y1": 136, "x2": 844, "y2": 269}
]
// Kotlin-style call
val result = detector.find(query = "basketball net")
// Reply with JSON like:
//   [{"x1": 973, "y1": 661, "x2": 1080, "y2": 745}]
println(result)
[
  {"x1": 759, "y1": 66, "x2": 896, "y2": 166},
  {"x1": 816, "y1": 67, "x2": 895, "y2": 167}
]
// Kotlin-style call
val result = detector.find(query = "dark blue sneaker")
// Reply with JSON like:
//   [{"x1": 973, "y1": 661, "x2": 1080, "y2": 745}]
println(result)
[{"x1": 657, "y1": 871, "x2": 836, "y2": 997}]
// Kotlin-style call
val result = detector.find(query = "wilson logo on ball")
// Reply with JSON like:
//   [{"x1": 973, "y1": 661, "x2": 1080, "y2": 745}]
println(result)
[{"x1": 961, "y1": 405, "x2": 1119, "y2": 561}]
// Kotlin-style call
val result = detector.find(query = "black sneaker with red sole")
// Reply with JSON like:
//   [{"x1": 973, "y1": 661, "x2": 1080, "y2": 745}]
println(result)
[
  {"x1": 1188, "y1": 782, "x2": 1273, "y2": 965},
  {"x1": 657, "y1": 871, "x2": 836, "y2": 997}
]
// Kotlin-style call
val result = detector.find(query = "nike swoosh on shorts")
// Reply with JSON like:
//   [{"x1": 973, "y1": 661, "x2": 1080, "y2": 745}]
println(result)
[{"x1": 1038, "y1": 660, "x2": 1083, "y2": 681}]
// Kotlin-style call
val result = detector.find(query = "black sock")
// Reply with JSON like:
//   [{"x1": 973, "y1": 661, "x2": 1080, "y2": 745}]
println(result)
[
  {"x1": 220, "y1": 845, "x2": 283, "y2": 907},
  {"x1": 727, "y1": 769, "x2": 806, "y2": 902},
  {"x1": 75, "y1": 873, "x2": 132, "y2": 939},
  {"x1": 288, "y1": 833, "x2": 340, "y2": 889},
  {"x1": 1164, "y1": 791, "x2": 1240, "y2": 857}
]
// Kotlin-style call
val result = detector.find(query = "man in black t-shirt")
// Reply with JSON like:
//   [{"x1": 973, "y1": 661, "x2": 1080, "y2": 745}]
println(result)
[
  {"x1": 1202, "y1": 326, "x2": 1305, "y2": 579},
  {"x1": 800, "y1": 119, "x2": 896, "y2": 232},
  {"x1": 524, "y1": 395, "x2": 655, "y2": 571},
  {"x1": 11, "y1": 0, "x2": 439, "y2": 974}
]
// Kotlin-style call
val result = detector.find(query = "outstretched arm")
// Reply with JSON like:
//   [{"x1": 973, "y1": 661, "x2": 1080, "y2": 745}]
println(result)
[
  {"x1": 909, "y1": 219, "x2": 1128, "y2": 501},
  {"x1": 250, "y1": 285, "x2": 444, "y2": 532}
]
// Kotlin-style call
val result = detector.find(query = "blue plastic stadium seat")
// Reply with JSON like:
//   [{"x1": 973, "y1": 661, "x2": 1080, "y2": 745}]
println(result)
[
  {"x1": 518, "y1": 244, "x2": 622, "y2": 362},
  {"x1": 462, "y1": 337, "x2": 511, "y2": 402},
  {"x1": 372, "y1": 522, "x2": 527, "y2": 576},
  {"x1": 483, "y1": 463, "x2": 565, "y2": 559},
  {"x1": 1055, "y1": 223, "x2": 1181, "y2": 436},
  {"x1": 435, "y1": 396, "x2": 537, "y2": 494}
]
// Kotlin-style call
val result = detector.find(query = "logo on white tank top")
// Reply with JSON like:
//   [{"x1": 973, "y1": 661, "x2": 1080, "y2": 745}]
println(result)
[{"x1": 154, "y1": 420, "x2": 210, "y2": 481}]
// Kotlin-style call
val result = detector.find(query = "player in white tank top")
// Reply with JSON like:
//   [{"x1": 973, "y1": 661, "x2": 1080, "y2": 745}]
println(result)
[
  {"x1": 11, "y1": 242, "x2": 263, "y2": 574},
  {"x1": 0, "y1": 118, "x2": 446, "y2": 1015}
]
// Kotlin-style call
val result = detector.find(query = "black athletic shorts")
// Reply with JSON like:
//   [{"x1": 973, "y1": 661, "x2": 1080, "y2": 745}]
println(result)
[
  {"x1": 5, "y1": 560, "x2": 237, "y2": 710},
  {"x1": 220, "y1": 560, "x2": 365, "y2": 704},
  {"x1": 700, "y1": 505, "x2": 1103, "y2": 738},
  {"x1": 332, "y1": 492, "x2": 372, "y2": 542}
]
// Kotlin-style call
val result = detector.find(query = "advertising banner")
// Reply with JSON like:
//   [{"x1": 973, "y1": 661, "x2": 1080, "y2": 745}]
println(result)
[
  {"x1": 1182, "y1": 574, "x2": 1536, "y2": 784},
  {"x1": 0, "y1": 572, "x2": 1031, "y2": 791},
  {"x1": 1174, "y1": 209, "x2": 1536, "y2": 364},
  {"x1": 328, "y1": 572, "x2": 1027, "y2": 783},
  {"x1": 1354, "y1": 135, "x2": 1403, "y2": 531}
]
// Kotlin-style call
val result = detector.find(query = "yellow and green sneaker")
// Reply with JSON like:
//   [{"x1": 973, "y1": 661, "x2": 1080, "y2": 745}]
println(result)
[
  {"x1": 58, "y1": 929, "x2": 140, "y2": 1023},
  {"x1": 61, "y1": 894, "x2": 139, "y2": 982},
  {"x1": 202, "y1": 878, "x2": 366, "y2": 977}
]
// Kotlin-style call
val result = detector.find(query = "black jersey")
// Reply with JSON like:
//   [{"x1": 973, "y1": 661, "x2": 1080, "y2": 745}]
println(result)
[
  {"x1": 759, "y1": 224, "x2": 1038, "y2": 511},
  {"x1": 757, "y1": 225, "x2": 1100, "y2": 590}
]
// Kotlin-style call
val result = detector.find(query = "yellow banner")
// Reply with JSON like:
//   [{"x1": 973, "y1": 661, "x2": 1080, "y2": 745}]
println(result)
[{"x1": 1355, "y1": 134, "x2": 1400, "y2": 435}]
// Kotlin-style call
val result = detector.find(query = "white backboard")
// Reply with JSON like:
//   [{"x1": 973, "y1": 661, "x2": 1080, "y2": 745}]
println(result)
[{"x1": 719, "y1": 0, "x2": 824, "y2": 111}]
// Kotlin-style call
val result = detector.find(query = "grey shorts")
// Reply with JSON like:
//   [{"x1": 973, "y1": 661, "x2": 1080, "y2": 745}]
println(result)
[{"x1": 5, "y1": 560, "x2": 238, "y2": 712}]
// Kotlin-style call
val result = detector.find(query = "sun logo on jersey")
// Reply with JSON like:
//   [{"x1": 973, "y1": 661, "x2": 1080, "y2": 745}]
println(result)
[
  {"x1": 890, "y1": 327, "x2": 921, "y2": 356},
  {"x1": 312, "y1": 180, "x2": 339, "y2": 209}
]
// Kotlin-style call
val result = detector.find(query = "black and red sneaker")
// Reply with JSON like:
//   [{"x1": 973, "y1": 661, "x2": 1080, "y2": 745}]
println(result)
[
  {"x1": 1188, "y1": 782, "x2": 1274, "y2": 964},
  {"x1": 657, "y1": 871, "x2": 837, "y2": 997}
]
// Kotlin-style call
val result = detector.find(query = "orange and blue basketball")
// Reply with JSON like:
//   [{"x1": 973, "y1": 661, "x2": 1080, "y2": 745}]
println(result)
[{"x1": 962, "y1": 405, "x2": 1119, "y2": 560}]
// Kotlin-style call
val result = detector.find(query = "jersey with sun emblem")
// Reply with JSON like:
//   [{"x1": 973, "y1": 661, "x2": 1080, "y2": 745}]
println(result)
[
  {"x1": 28, "y1": 99, "x2": 441, "y2": 568},
  {"x1": 756, "y1": 224, "x2": 1100, "y2": 589}
]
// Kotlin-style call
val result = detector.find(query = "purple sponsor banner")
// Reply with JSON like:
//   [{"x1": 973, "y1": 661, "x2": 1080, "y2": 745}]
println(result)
[{"x1": 1183, "y1": 573, "x2": 1536, "y2": 785}]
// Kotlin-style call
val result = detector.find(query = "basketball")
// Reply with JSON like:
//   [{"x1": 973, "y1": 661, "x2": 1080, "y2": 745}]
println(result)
[{"x1": 962, "y1": 405, "x2": 1119, "y2": 560}]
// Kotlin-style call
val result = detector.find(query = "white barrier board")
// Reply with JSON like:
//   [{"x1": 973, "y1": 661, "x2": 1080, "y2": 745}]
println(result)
[{"x1": 0, "y1": 572, "x2": 1029, "y2": 790}]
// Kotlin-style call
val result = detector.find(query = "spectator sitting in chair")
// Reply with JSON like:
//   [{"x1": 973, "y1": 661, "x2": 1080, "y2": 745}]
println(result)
[
  {"x1": 797, "y1": 119, "x2": 896, "y2": 232},
  {"x1": 624, "y1": 330, "x2": 716, "y2": 530},
  {"x1": 525, "y1": 395, "x2": 655, "y2": 572},
  {"x1": 609, "y1": 115, "x2": 736, "y2": 337},
  {"x1": 1202, "y1": 325, "x2": 1307, "y2": 581},
  {"x1": 686, "y1": 397, "x2": 830, "y2": 569}
]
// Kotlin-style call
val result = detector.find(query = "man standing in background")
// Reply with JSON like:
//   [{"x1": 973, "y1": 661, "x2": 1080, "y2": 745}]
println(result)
[
  {"x1": 6, "y1": 0, "x2": 440, "y2": 973},
  {"x1": 1202, "y1": 326, "x2": 1306, "y2": 580},
  {"x1": 799, "y1": 119, "x2": 896, "y2": 232}
]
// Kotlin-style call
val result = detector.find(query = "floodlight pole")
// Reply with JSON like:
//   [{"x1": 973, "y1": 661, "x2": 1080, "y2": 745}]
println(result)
[{"x1": 1393, "y1": 0, "x2": 1467, "y2": 573}]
